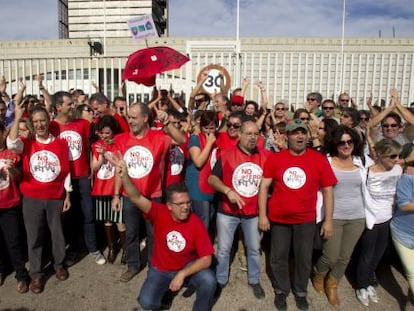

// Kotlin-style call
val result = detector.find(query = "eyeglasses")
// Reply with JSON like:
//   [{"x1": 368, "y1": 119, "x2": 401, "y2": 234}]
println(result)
[
  {"x1": 382, "y1": 123, "x2": 398, "y2": 128},
  {"x1": 337, "y1": 139, "x2": 354, "y2": 147},
  {"x1": 307, "y1": 98, "x2": 317, "y2": 102},
  {"x1": 275, "y1": 107, "x2": 285, "y2": 111},
  {"x1": 323, "y1": 107, "x2": 334, "y2": 110},
  {"x1": 226, "y1": 122, "x2": 241, "y2": 129},
  {"x1": 300, "y1": 117, "x2": 309, "y2": 121},
  {"x1": 169, "y1": 201, "x2": 192, "y2": 208}
]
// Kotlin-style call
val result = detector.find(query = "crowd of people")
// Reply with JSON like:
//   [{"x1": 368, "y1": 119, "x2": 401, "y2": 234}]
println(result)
[{"x1": 0, "y1": 69, "x2": 413, "y2": 311}]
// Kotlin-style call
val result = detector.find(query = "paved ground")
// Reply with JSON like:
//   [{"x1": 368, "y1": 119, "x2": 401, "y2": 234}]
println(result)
[{"x1": 0, "y1": 245, "x2": 410, "y2": 311}]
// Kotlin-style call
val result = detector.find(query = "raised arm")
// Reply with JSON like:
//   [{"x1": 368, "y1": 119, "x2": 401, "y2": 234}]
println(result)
[
  {"x1": 188, "y1": 133, "x2": 216, "y2": 169},
  {"x1": 36, "y1": 75, "x2": 52, "y2": 113},
  {"x1": 105, "y1": 152, "x2": 151, "y2": 213}
]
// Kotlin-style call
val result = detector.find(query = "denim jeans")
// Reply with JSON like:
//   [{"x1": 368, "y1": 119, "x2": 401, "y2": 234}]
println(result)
[
  {"x1": 122, "y1": 196, "x2": 143, "y2": 270},
  {"x1": 138, "y1": 265, "x2": 216, "y2": 311},
  {"x1": 216, "y1": 213, "x2": 261, "y2": 285},
  {"x1": 191, "y1": 200, "x2": 215, "y2": 230}
]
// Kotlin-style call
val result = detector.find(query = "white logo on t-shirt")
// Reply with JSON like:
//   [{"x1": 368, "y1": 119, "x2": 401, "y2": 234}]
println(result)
[
  {"x1": 60, "y1": 130, "x2": 82, "y2": 161},
  {"x1": 166, "y1": 230, "x2": 186, "y2": 252},
  {"x1": 283, "y1": 167, "x2": 306, "y2": 189},
  {"x1": 124, "y1": 146, "x2": 154, "y2": 178},
  {"x1": 97, "y1": 161, "x2": 115, "y2": 180},
  {"x1": 169, "y1": 146, "x2": 184, "y2": 176},
  {"x1": 232, "y1": 162, "x2": 263, "y2": 198},
  {"x1": 30, "y1": 150, "x2": 61, "y2": 182},
  {"x1": 0, "y1": 159, "x2": 10, "y2": 190}
]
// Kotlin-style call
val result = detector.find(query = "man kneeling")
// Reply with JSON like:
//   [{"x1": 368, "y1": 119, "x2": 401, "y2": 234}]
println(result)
[{"x1": 106, "y1": 152, "x2": 216, "y2": 311}]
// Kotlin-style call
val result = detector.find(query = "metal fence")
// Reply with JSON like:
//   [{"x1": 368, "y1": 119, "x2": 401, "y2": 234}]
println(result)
[{"x1": 1, "y1": 47, "x2": 413, "y2": 109}]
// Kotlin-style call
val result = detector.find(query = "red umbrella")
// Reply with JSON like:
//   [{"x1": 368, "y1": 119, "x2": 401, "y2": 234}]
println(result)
[{"x1": 122, "y1": 46, "x2": 190, "y2": 86}]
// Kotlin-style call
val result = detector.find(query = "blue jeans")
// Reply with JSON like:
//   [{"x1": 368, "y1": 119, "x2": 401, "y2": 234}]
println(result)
[
  {"x1": 216, "y1": 213, "x2": 261, "y2": 285},
  {"x1": 138, "y1": 265, "x2": 216, "y2": 311},
  {"x1": 191, "y1": 200, "x2": 214, "y2": 229}
]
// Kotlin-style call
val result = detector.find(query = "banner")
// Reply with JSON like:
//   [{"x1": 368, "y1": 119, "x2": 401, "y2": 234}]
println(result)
[{"x1": 127, "y1": 15, "x2": 159, "y2": 40}]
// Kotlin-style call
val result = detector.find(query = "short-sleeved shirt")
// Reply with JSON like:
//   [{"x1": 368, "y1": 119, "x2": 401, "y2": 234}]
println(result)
[
  {"x1": 263, "y1": 148, "x2": 337, "y2": 224},
  {"x1": 145, "y1": 201, "x2": 214, "y2": 272}
]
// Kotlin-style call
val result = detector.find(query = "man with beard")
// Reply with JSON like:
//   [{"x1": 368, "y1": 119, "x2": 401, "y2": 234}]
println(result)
[
  {"x1": 208, "y1": 119, "x2": 269, "y2": 300},
  {"x1": 112, "y1": 102, "x2": 185, "y2": 282},
  {"x1": 258, "y1": 119, "x2": 337, "y2": 311}
]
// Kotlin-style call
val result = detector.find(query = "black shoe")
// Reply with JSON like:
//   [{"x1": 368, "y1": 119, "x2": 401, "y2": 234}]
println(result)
[
  {"x1": 213, "y1": 283, "x2": 225, "y2": 305},
  {"x1": 295, "y1": 295, "x2": 309, "y2": 311},
  {"x1": 274, "y1": 293, "x2": 287, "y2": 311},
  {"x1": 249, "y1": 283, "x2": 265, "y2": 299},
  {"x1": 182, "y1": 285, "x2": 196, "y2": 298}
]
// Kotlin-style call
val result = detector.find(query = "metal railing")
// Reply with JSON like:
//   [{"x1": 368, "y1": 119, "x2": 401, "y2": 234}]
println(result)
[{"x1": 1, "y1": 48, "x2": 413, "y2": 108}]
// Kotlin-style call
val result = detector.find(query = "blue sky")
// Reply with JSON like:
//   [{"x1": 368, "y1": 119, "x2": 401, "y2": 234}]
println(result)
[{"x1": 0, "y1": 0, "x2": 413, "y2": 40}]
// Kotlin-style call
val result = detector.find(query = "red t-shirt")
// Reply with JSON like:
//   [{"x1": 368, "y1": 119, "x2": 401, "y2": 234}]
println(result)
[
  {"x1": 0, "y1": 149, "x2": 21, "y2": 209},
  {"x1": 145, "y1": 201, "x2": 214, "y2": 272},
  {"x1": 20, "y1": 137, "x2": 70, "y2": 200},
  {"x1": 50, "y1": 119, "x2": 90, "y2": 178},
  {"x1": 217, "y1": 146, "x2": 270, "y2": 216},
  {"x1": 114, "y1": 130, "x2": 171, "y2": 198},
  {"x1": 164, "y1": 139, "x2": 189, "y2": 188},
  {"x1": 263, "y1": 148, "x2": 337, "y2": 224},
  {"x1": 91, "y1": 140, "x2": 117, "y2": 196}
]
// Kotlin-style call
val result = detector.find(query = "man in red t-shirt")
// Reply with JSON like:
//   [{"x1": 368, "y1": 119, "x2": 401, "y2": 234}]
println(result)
[
  {"x1": 209, "y1": 119, "x2": 269, "y2": 300},
  {"x1": 106, "y1": 152, "x2": 216, "y2": 311},
  {"x1": 258, "y1": 119, "x2": 337, "y2": 311},
  {"x1": 112, "y1": 102, "x2": 186, "y2": 283}
]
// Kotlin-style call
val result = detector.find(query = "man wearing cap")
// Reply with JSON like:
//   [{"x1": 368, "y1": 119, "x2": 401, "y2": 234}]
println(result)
[
  {"x1": 230, "y1": 95, "x2": 245, "y2": 112},
  {"x1": 258, "y1": 119, "x2": 337, "y2": 311}
]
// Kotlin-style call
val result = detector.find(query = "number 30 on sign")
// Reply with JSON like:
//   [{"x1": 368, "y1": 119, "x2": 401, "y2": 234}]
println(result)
[{"x1": 196, "y1": 64, "x2": 231, "y2": 96}]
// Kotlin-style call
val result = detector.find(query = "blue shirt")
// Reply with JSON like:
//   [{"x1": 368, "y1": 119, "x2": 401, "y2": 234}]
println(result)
[
  {"x1": 184, "y1": 135, "x2": 215, "y2": 201},
  {"x1": 392, "y1": 173, "x2": 414, "y2": 249}
]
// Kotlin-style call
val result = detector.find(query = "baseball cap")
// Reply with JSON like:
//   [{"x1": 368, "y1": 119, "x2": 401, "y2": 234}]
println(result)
[
  {"x1": 231, "y1": 95, "x2": 244, "y2": 106},
  {"x1": 286, "y1": 119, "x2": 308, "y2": 132}
]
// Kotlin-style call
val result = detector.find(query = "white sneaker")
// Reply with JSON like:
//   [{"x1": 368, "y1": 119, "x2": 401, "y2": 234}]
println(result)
[
  {"x1": 367, "y1": 285, "x2": 379, "y2": 303},
  {"x1": 92, "y1": 251, "x2": 106, "y2": 265},
  {"x1": 356, "y1": 288, "x2": 369, "y2": 307}
]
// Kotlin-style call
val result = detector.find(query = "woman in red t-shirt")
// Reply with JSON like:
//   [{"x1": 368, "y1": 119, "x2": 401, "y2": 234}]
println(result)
[{"x1": 91, "y1": 115, "x2": 125, "y2": 264}]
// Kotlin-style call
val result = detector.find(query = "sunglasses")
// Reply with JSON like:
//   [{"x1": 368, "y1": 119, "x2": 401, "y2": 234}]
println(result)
[
  {"x1": 226, "y1": 122, "x2": 241, "y2": 129},
  {"x1": 275, "y1": 107, "x2": 285, "y2": 111},
  {"x1": 387, "y1": 154, "x2": 401, "y2": 160},
  {"x1": 195, "y1": 99, "x2": 207, "y2": 104},
  {"x1": 323, "y1": 107, "x2": 334, "y2": 110},
  {"x1": 84, "y1": 107, "x2": 92, "y2": 112},
  {"x1": 360, "y1": 117, "x2": 369, "y2": 121},
  {"x1": 337, "y1": 139, "x2": 354, "y2": 147},
  {"x1": 300, "y1": 117, "x2": 309, "y2": 121},
  {"x1": 382, "y1": 123, "x2": 398, "y2": 128},
  {"x1": 307, "y1": 98, "x2": 317, "y2": 102},
  {"x1": 340, "y1": 99, "x2": 350, "y2": 102}
]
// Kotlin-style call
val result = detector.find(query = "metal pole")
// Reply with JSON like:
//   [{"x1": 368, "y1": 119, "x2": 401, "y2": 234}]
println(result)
[
  {"x1": 236, "y1": 0, "x2": 240, "y2": 41},
  {"x1": 340, "y1": 0, "x2": 346, "y2": 92},
  {"x1": 103, "y1": 0, "x2": 107, "y2": 56}
]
